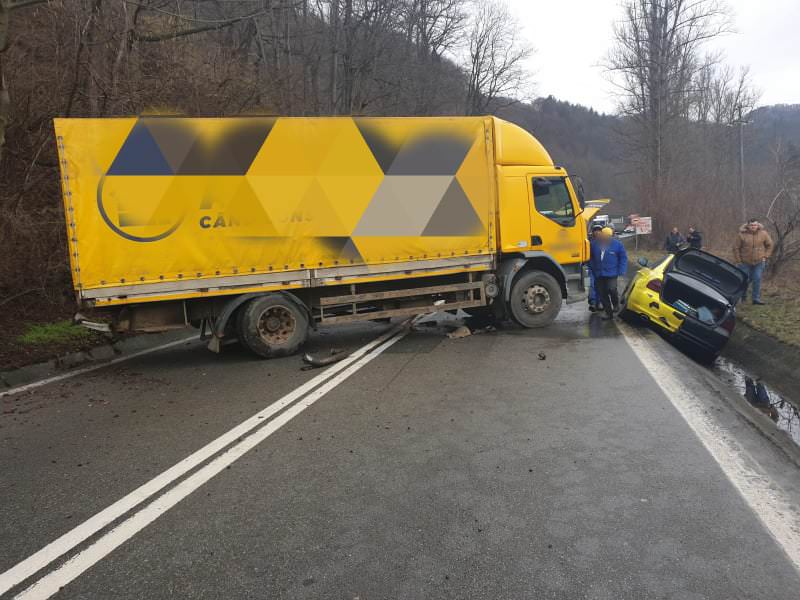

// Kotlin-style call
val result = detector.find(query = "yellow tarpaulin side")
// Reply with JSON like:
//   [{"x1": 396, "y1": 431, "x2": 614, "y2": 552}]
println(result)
[{"x1": 53, "y1": 116, "x2": 495, "y2": 294}]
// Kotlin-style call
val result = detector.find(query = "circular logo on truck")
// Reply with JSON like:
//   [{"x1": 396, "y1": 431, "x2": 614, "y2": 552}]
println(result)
[
  {"x1": 97, "y1": 117, "x2": 275, "y2": 242},
  {"x1": 97, "y1": 175, "x2": 185, "y2": 243}
]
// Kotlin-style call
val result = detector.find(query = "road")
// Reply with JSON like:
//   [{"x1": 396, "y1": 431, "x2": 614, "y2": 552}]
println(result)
[{"x1": 2, "y1": 305, "x2": 800, "y2": 599}]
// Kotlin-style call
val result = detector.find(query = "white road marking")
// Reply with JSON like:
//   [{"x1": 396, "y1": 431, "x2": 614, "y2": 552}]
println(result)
[
  {"x1": 619, "y1": 322, "x2": 800, "y2": 572},
  {"x1": 0, "y1": 324, "x2": 407, "y2": 597},
  {"x1": 0, "y1": 335, "x2": 200, "y2": 398},
  {"x1": 15, "y1": 328, "x2": 407, "y2": 600}
]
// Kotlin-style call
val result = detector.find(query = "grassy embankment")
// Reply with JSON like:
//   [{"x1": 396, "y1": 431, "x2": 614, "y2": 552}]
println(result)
[
  {"x1": 1, "y1": 319, "x2": 104, "y2": 371},
  {"x1": 736, "y1": 270, "x2": 800, "y2": 347}
]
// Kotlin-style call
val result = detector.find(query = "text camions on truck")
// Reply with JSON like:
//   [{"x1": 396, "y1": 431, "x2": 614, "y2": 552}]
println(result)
[{"x1": 54, "y1": 116, "x2": 604, "y2": 357}]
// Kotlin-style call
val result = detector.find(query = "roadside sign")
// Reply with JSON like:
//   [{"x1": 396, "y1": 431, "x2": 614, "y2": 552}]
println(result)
[{"x1": 635, "y1": 217, "x2": 652, "y2": 235}]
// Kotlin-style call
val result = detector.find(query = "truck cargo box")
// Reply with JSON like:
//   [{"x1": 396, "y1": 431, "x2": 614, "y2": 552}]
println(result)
[{"x1": 54, "y1": 116, "x2": 497, "y2": 307}]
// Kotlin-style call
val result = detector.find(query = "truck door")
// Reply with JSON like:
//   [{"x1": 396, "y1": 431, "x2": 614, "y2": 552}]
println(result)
[{"x1": 528, "y1": 176, "x2": 584, "y2": 266}]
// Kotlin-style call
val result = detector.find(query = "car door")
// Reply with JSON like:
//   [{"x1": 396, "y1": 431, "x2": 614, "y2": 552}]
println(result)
[{"x1": 528, "y1": 175, "x2": 584, "y2": 266}]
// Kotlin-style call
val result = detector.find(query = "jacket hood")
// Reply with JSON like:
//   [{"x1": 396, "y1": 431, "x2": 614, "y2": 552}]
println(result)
[{"x1": 739, "y1": 221, "x2": 765, "y2": 233}]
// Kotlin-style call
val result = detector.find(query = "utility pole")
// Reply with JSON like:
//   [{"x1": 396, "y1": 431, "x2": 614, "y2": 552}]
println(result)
[
  {"x1": 739, "y1": 117, "x2": 746, "y2": 221},
  {"x1": 735, "y1": 105, "x2": 752, "y2": 222}
]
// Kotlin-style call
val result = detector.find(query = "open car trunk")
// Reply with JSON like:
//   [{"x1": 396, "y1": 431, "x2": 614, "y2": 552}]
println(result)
[
  {"x1": 659, "y1": 249, "x2": 745, "y2": 358},
  {"x1": 662, "y1": 273, "x2": 729, "y2": 325},
  {"x1": 665, "y1": 249, "x2": 747, "y2": 305}
]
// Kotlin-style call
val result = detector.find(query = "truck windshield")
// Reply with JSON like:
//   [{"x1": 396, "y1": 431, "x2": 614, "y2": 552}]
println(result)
[{"x1": 532, "y1": 177, "x2": 575, "y2": 225}]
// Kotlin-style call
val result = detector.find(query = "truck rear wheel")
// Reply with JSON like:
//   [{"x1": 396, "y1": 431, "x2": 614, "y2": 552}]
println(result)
[
  {"x1": 508, "y1": 270, "x2": 562, "y2": 328},
  {"x1": 237, "y1": 294, "x2": 309, "y2": 358}
]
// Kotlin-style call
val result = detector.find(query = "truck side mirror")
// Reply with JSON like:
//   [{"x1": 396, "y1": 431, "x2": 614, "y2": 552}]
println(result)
[{"x1": 573, "y1": 176, "x2": 586, "y2": 208}]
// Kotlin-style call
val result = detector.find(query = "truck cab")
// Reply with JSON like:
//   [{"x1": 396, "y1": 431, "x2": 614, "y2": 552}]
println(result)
[{"x1": 492, "y1": 118, "x2": 597, "y2": 327}]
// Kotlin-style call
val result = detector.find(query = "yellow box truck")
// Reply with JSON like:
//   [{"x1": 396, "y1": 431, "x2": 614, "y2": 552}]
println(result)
[{"x1": 54, "y1": 116, "x2": 602, "y2": 357}]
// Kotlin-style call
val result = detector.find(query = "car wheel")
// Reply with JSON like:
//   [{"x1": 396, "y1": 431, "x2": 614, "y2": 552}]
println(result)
[
  {"x1": 237, "y1": 294, "x2": 309, "y2": 358},
  {"x1": 508, "y1": 270, "x2": 562, "y2": 328}
]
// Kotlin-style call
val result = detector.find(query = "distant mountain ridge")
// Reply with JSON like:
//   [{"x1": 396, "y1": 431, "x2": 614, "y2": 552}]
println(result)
[{"x1": 498, "y1": 97, "x2": 800, "y2": 216}]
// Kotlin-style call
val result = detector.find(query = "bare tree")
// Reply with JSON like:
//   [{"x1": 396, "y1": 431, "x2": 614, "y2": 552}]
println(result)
[
  {"x1": 765, "y1": 140, "x2": 800, "y2": 276},
  {"x1": 463, "y1": 0, "x2": 531, "y2": 116},
  {"x1": 404, "y1": 0, "x2": 465, "y2": 113},
  {"x1": 606, "y1": 0, "x2": 731, "y2": 216},
  {"x1": 0, "y1": 0, "x2": 50, "y2": 162}
]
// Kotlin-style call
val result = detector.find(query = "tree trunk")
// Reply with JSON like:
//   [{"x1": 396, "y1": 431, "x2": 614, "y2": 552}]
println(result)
[{"x1": 329, "y1": 0, "x2": 339, "y2": 115}]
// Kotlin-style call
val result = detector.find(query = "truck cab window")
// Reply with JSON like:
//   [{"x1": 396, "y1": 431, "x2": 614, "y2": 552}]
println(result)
[{"x1": 532, "y1": 177, "x2": 575, "y2": 226}]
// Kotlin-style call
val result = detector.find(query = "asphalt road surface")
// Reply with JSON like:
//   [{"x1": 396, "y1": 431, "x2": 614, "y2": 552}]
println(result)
[{"x1": 2, "y1": 306, "x2": 800, "y2": 599}]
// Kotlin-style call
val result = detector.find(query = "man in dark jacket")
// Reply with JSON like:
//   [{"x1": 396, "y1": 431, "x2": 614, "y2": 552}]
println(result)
[
  {"x1": 665, "y1": 227, "x2": 684, "y2": 252},
  {"x1": 687, "y1": 226, "x2": 702, "y2": 249},
  {"x1": 590, "y1": 227, "x2": 628, "y2": 320}
]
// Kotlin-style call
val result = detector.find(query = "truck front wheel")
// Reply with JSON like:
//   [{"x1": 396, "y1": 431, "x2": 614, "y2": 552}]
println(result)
[
  {"x1": 508, "y1": 271, "x2": 562, "y2": 328},
  {"x1": 237, "y1": 294, "x2": 309, "y2": 358}
]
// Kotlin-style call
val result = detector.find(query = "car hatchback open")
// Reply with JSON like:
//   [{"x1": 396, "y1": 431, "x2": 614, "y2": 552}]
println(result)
[{"x1": 621, "y1": 249, "x2": 748, "y2": 362}]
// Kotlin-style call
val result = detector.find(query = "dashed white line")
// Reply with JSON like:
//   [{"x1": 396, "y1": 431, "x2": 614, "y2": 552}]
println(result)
[{"x1": 619, "y1": 322, "x2": 800, "y2": 572}]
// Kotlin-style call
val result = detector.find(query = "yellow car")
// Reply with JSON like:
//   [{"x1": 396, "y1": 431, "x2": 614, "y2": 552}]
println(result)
[{"x1": 620, "y1": 249, "x2": 747, "y2": 362}]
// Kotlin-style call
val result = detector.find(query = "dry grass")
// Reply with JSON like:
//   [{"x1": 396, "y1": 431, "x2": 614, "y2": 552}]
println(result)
[{"x1": 736, "y1": 264, "x2": 800, "y2": 347}]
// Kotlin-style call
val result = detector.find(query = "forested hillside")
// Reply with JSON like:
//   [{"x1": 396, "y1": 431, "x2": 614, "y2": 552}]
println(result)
[
  {"x1": 1, "y1": 0, "x2": 799, "y2": 318},
  {"x1": 0, "y1": 0, "x2": 528, "y2": 314},
  {"x1": 502, "y1": 99, "x2": 800, "y2": 223},
  {"x1": 499, "y1": 97, "x2": 636, "y2": 214}
]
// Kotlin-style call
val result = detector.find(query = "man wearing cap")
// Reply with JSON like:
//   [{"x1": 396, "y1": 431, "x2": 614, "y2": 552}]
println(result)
[{"x1": 589, "y1": 227, "x2": 628, "y2": 320}]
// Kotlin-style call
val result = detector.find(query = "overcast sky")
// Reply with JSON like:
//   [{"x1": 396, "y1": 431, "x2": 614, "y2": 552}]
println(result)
[{"x1": 507, "y1": 0, "x2": 800, "y2": 114}]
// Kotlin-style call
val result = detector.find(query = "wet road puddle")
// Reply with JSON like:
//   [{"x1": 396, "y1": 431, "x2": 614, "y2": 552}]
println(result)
[{"x1": 714, "y1": 357, "x2": 800, "y2": 446}]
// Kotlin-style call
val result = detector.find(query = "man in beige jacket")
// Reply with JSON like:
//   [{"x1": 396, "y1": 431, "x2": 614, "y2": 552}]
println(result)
[{"x1": 733, "y1": 219, "x2": 774, "y2": 305}]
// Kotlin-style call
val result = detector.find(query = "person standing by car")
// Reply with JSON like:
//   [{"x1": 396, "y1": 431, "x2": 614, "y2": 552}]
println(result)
[
  {"x1": 587, "y1": 224, "x2": 604, "y2": 312},
  {"x1": 665, "y1": 227, "x2": 684, "y2": 253},
  {"x1": 733, "y1": 219, "x2": 774, "y2": 305},
  {"x1": 590, "y1": 227, "x2": 628, "y2": 320},
  {"x1": 687, "y1": 226, "x2": 703, "y2": 250}
]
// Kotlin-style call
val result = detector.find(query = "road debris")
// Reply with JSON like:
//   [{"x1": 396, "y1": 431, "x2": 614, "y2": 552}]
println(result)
[
  {"x1": 301, "y1": 348, "x2": 348, "y2": 370},
  {"x1": 447, "y1": 326, "x2": 472, "y2": 339},
  {"x1": 538, "y1": 352, "x2": 547, "y2": 361}
]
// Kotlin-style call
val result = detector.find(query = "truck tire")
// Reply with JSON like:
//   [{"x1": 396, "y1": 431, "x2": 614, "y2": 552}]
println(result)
[
  {"x1": 237, "y1": 294, "x2": 309, "y2": 358},
  {"x1": 508, "y1": 270, "x2": 562, "y2": 328}
]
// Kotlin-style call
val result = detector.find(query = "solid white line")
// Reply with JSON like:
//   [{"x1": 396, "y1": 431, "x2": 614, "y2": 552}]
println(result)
[
  {"x1": 0, "y1": 324, "x2": 405, "y2": 597},
  {"x1": 618, "y1": 322, "x2": 800, "y2": 572},
  {"x1": 0, "y1": 335, "x2": 201, "y2": 398},
  {"x1": 15, "y1": 329, "x2": 407, "y2": 600}
]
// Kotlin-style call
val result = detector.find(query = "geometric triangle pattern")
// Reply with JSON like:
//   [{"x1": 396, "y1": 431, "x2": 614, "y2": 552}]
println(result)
[
  {"x1": 107, "y1": 121, "x2": 173, "y2": 176},
  {"x1": 353, "y1": 175, "x2": 453, "y2": 236},
  {"x1": 108, "y1": 117, "x2": 275, "y2": 176},
  {"x1": 142, "y1": 118, "x2": 197, "y2": 174},
  {"x1": 421, "y1": 178, "x2": 484, "y2": 237},
  {"x1": 89, "y1": 116, "x2": 491, "y2": 282},
  {"x1": 353, "y1": 119, "x2": 405, "y2": 174},
  {"x1": 387, "y1": 135, "x2": 473, "y2": 176}
]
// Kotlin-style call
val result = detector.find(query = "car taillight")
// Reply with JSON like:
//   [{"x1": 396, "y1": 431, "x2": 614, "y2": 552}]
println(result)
[
  {"x1": 646, "y1": 279, "x2": 663, "y2": 293},
  {"x1": 721, "y1": 315, "x2": 735, "y2": 333}
]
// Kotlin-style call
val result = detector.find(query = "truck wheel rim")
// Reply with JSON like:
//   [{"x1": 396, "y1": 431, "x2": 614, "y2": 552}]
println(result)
[
  {"x1": 257, "y1": 306, "x2": 296, "y2": 344},
  {"x1": 523, "y1": 284, "x2": 550, "y2": 314}
]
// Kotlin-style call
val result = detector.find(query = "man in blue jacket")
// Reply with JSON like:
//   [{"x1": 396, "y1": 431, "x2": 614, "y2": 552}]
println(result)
[{"x1": 590, "y1": 227, "x2": 628, "y2": 320}]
